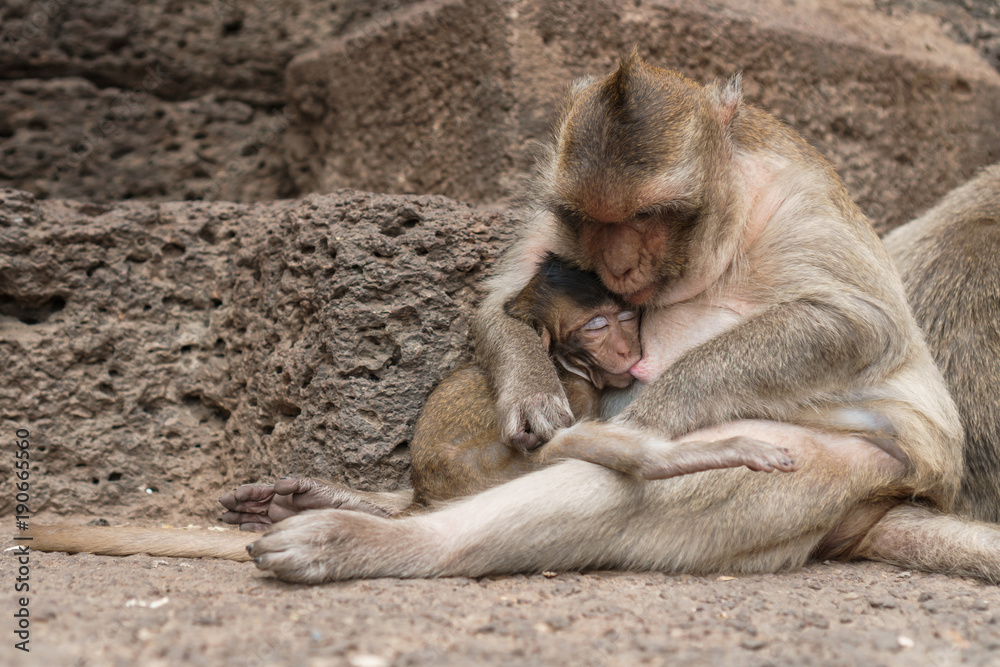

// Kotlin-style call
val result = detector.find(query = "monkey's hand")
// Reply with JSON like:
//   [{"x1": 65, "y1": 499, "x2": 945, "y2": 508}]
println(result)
[
  {"x1": 498, "y1": 389, "x2": 574, "y2": 452},
  {"x1": 471, "y1": 247, "x2": 576, "y2": 449},
  {"x1": 220, "y1": 477, "x2": 395, "y2": 532}
]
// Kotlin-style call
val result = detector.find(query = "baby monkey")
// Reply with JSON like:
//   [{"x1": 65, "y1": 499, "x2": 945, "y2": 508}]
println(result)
[
  {"x1": 411, "y1": 254, "x2": 642, "y2": 504},
  {"x1": 411, "y1": 254, "x2": 798, "y2": 505}
]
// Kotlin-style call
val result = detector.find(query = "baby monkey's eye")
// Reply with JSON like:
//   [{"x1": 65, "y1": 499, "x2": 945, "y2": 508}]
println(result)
[
  {"x1": 618, "y1": 310, "x2": 638, "y2": 322},
  {"x1": 582, "y1": 316, "x2": 609, "y2": 332}
]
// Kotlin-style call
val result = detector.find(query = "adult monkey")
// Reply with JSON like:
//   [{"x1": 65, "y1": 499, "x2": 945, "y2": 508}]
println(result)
[{"x1": 248, "y1": 54, "x2": 1000, "y2": 584}]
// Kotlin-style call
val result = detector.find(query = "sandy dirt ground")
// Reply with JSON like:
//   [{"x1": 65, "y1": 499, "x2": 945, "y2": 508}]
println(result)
[{"x1": 2, "y1": 540, "x2": 998, "y2": 666}]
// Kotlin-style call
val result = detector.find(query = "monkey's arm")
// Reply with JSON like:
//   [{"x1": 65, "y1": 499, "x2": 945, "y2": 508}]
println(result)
[
  {"x1": 472, "y1": 241, "x2": 573, "y2": 450},
  {"x1": 623, "y1": 295, "x2": 905, "y2": 439}
]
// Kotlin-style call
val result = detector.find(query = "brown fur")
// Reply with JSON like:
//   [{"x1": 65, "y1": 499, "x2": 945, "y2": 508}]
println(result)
[
  {"x1": 244, "y1": 55, "x2": 1000, "y2": 585},
  {"x1": 883, "y1": 163, "x2": 1000, "y2": 523}
]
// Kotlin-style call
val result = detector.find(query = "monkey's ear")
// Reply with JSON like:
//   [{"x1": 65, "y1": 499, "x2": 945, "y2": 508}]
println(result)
[
  {"x1": 711, "y1": 72, "x2": 743, "y2": 129},
  {"x1": 569, "y1": 75, "x2": 597, "y2": 97},
  {"x1": 505, "y1": 271, "x2": 547, "y2": 324},
  {"x1": 540, "y1": 327, "x2": 553, "y2": 353},
  {"x1": 504, "y1": 292, "x2": 533, "y2": 323}
]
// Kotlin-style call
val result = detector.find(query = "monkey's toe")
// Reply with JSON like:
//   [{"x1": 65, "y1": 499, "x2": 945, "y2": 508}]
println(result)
[{"x1": 726, "y1": 438, "x2": 798, "y2": 473}]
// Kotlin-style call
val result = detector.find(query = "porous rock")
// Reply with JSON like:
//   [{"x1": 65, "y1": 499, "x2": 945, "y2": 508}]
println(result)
[
  {"x1": 0, "y1": 188, "x2": 515, "y2": 522},
  {"x1": 3, "y1": 0, "x2": 1000, "y2": 237}
]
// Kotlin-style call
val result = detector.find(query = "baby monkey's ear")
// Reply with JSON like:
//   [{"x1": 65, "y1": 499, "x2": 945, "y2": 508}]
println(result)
[
  {"x1": 539, "y1": 327, "x2": 553, "y2": 353},
  {"x1": 503, "y1": 293, "x2": 532, "y2": 322},
  {"x1": 503, "y1": 274, "x2": 549, "y2": 348},
  {"x1": 504, "y1": 270, "x2": 545, "y2": 323}
]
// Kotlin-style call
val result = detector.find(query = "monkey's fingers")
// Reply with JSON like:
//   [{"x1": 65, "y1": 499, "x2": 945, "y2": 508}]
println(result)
[
  {"x1": 272, "y1": 477, "x2": 345, "y2": 513},
  {"x1": 270, "y1": 478, "x2": 397, "y2": 518},
  {"x1": 272, "y1": 476, "x2": 320, "y2": 498},
  {"x1": 219, "y1": 484, "x2": 277, "y2": 513},
  {"x1": 501, "y1": 392, "x2": 574, "y2": 452},
  {"x1": 220, "y1": 511, "x2": 274, "y2": 531},
  {"x1": 249, "y1": 510, "x2": 389, "y2": 583}
]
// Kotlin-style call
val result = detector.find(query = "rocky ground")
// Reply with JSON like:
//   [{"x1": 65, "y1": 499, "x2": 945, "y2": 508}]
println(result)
[{"x1": 2, "y1": 549, "x2": 998, "y2": 666}]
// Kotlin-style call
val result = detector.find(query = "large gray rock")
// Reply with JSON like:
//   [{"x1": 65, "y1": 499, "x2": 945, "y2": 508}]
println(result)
[
  {"x1": 0, "y1": 0, "x2": 413, "y2": 104},
  {"x1": 0, "y1": 188, "x2": 515, "y2": 522},
  {"x1": 0, "y1": 77, "x2": 297, "y2": 202}
]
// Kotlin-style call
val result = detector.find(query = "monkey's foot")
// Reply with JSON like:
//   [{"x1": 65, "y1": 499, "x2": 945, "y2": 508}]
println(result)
[
  {"x1": 220, "y1": 477, "x2": 397, "y2": 532},
  {"x1": 544, "y1": 421, "x2": 797, "y2": 480},
  {"x1": 641, "y1": 436, "x2": 798, "y2": 479},
  {"x1": 248, "y1": 510, "x2": 433, "y2": 583},
  {"x1": 499, "y1": 390, "x2": 574, "y2": 452}
]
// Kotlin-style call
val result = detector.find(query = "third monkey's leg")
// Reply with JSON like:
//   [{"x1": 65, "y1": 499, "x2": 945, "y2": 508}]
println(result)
[{"x1": 852, "y1": 503, "x2": 1000, "y2": 583}]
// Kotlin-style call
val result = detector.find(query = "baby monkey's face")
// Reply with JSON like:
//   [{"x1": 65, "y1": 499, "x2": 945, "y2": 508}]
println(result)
[{"x1": 559, "y1": 304, "x2": 642, "y2": 389}]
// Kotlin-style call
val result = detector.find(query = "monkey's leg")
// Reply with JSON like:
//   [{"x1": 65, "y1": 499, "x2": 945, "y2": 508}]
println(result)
[
  {"x1": 852, "y1": 503, "x2": 1000, "y2": 583},
  {"x1": 249, "y1": 422, "x2": 900, "y2": 583},
  {"x1": 220, "y1": 477, "x2": 413, "y2": 531},
  {"x1": 537, "y1": 421, "x2": 797, "y2": 478}
]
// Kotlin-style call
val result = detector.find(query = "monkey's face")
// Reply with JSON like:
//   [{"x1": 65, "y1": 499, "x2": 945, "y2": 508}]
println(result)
[
  {"x1": 558, "y1": 306, "x2": 642, "y2": 389},
  {"x1": 549, "y1": 57, "x2": 710, "y2": 305},
  {"x1": 562, "y1": 206, "x2": 698, "y2": 305}
]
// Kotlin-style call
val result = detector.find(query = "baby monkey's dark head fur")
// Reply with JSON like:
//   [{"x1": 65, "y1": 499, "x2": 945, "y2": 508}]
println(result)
[{"x1": 505, "y1": 253, "x2": 641, "y2": 389}]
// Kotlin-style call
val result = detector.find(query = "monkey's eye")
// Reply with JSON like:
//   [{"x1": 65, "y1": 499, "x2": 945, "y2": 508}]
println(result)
[
  {"x1": 582, "y1": 316, "x2": 609, "y2": 333},
  {"x1": 618, "y1": 310, "x2": 637, "y2": 323}
]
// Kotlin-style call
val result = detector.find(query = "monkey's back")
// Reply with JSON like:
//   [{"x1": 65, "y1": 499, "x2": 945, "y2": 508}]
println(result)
[
  {"x1": 410, "y1": 365, "x2": 537, "y2": 505},
  {"x1": 885, "y1": 164, "x2": 1000, "y2": 522}
]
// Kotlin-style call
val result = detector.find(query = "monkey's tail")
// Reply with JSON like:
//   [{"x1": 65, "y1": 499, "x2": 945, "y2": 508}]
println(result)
[
  {"x1": 23, "y1": 524, "x2": 255, "y2": 562},
  {"x1": 853, "y1": 502, "x2": 1000, "y2": 583}
]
